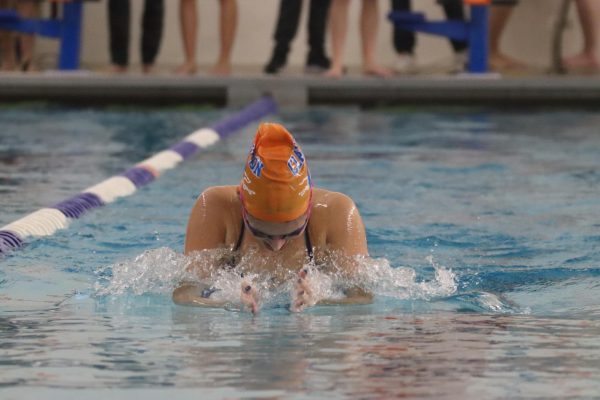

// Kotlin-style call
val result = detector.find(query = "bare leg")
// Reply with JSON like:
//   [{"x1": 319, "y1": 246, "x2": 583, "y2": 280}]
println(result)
[
  {"x1": 489, "y1": 5, "x2": 511, "y2": 57},
  {"x1": 563, "y1": 0, "x2": 600, "y2": 72},
  {"x1": 16, "y1": 1, "x2": 39, "y2": 72},
  {"x1": 488, "y1": 5, "x2": 525, "y2": 71},
  {"x1": 325, "y1": 0, "x2": 350, "y2": 78},
  {"x1": 176, "y1": 0, "x2": 198, "y2": 74},
  {"x1": 210, "y1": 0, "x2": 237, "y2": 75},
  {"x1": 360, "y1": 0, "x2": 391, "y2": 77},
  {"x1": 0, "y1": 0, "x2": 15, "y2": 70},
  {"x1": 0, "y1": 30, "x2": 16, "y2": 71}
]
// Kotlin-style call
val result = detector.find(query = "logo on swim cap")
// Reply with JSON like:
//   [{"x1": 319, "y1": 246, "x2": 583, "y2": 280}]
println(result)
[
  {"x1": 287, "y1": 143, "x2": 305, "y2": 176},
  {"x1": 248, "y1": 145, "x2": 265, "y2": 177}
]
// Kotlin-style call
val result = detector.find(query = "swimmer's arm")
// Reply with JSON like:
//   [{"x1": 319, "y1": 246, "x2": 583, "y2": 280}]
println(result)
[
  {"x1": 173, "y1": 282, "x2": 260, "y2": 314},
  {"x1": 172, "y1": 284, "x2": 228, "y2": 308},
  {"x1": 319, "y1": 194, "x2": 373, "y2": 305},
  {"x1": 327, "y1": 194, "x2": 372, "y2": 301},
  {"x1": 326, "y1": 193, "x2": 369, "y2": 269},
  {"x1": 291, "y1": 194, "x2": 372, "y2": 312},
  {"x1": 292, "y1": 270, "x2": 372, "y2": 312},
  {"x1": 181, "y1": 187, "x2": 238, "y2": 278},
  {"x1": 176, "y1": 188, "x2": 257, "y2": 309},
  {"x1": 184, "y1": 187, "x2": 233, "y2": 256},
  {"x1": 318, "y1": 287, "x2": 373, "y2": 305}
]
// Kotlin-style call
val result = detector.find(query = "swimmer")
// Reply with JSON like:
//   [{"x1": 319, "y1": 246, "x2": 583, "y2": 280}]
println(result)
[{"x1": 173, "y1": 122, "x2": 372, "y2": 313}]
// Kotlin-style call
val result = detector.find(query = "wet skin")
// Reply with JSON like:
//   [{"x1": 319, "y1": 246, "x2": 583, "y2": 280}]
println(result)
[{"x1": 173, "y1": 186, "x2": 371, "y2": 313}]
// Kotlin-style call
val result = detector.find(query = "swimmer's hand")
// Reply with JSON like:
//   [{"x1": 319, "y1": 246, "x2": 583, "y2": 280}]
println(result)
[
  {"x1": 290, "y1": 268, "x2": 373, "y2": 312},
  {"x1": 240, "y1": 280, "x2": 260, "y2": 315},
  {"x1": 290, "y1": 268, "x2": 317, "y2": 313}
]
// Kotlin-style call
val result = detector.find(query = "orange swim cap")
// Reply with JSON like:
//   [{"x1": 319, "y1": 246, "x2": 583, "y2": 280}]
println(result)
[{"x1": 240, "y1": 123, "x2": 312, "y2": 222}]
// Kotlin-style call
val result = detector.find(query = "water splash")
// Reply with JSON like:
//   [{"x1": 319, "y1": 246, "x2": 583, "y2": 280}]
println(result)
[
  {"x1": 353, "y1": 254, "x2": 457, "y2": 300},
  {"x1": 94, "y1": 247, "x2": 189, "y2": 296},
  {"x1": 94, "y1": 247, "x2": 458, "y2": 310},
  {"x1": 448, "y1": 291, "x2": 529, "y2": 314}
]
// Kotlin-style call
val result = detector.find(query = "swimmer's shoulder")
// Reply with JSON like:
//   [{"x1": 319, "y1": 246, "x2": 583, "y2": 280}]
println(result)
[
  {"x1": 193, "y1": 185, "x2": 241, "y2": 213},
  {"x1": 188, "y1": 186, "x2": 242, "y2": 229},
  {"x1": 311, "y1": 188, "x2": 367, "y2": 255},
  {"x1": 310, "y1": 188, "x2": 361, "y2": 237},
  {"x1": 312, "y1": 188, "x2": 359, "y2": 215},
  {"x1": 185, "y1": 186, "x2": 242, "y2": 253}
]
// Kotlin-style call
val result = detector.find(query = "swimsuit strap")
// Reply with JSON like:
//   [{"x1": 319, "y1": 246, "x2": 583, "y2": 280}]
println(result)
[
  {"x1": 304, "y1": 228, "x2": 314, "y2": 263},
  {"x1": 234, "y1": 220, "x2": 245, "y2": 252}
]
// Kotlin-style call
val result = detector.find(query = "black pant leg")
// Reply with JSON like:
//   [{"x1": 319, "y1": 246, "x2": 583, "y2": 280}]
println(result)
[
  {"x1": 141, "y1": 0, "x2": 164, "y2": 65},
  {"x1": 272, "y1": 0, "x2": 302, "y2": 58},
  {"x1": 108, "y1": 0, "x2": 130, "y2": 66},
  {"x1": 307, "y1": 0, "x2": 331, "y2": 61},
  {"x1": 439, "y1": 0, "x2": 467, "y2": 52},
  {"x1": 391, "y1": 0, "x2": 415, "y2": 54}
]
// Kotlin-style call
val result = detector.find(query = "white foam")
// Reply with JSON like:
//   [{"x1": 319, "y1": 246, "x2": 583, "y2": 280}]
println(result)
[
  {"x1": 1, "y1": 208, "x2": 69, "y2": 238},
  {"x1": 84, "y1": 176, "x2": 137, "y2": 204},
  {"x1": 184, "y1": 128, "x2": 220, "y2": 148}
]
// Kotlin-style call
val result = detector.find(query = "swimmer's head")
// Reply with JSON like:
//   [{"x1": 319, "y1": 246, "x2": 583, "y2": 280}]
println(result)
[{"x1": 240, "y1": 123, "x2": 312, "y2": 222}]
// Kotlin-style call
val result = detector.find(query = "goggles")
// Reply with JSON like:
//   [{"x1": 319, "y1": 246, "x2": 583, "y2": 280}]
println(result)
[{"x1": 239, "y1": 190, "x2": 312, "y2": 241}]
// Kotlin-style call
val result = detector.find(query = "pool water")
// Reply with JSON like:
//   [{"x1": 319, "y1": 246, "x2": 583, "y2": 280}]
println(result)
[{"x1": 1, "y1": 105, "x2": 600, "y2": 398}]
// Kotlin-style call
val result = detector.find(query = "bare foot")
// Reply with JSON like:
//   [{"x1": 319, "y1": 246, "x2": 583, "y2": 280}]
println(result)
[
  {"x1": 1, "y1": 61, "x2": 16, "y2": 72},
  {"x1": 240, "y1": 280, "x2": 260, "y2": 315},
  {"x1": 108, "y1": 64, "x2": 128, "y2": 74},
  {"x1": 290, "y1": 268, "x2": 317, "y2": 313},
  {"x1": 562, "y1": 53, "x2": 600, "y2": 74},
  {"x1": 489, "y1": 52, "x2": 526, "y2": 72},
  {"x1": 20, "y1": 58, "x2": 40, "y2": 73},
  {"x1": 174, "y1": 62, "x2": 198, "y2": 75},
  {"x1": 142, "y1": 64, "x2": 156, "y2": 74},
  {"x1": 324, "y1": 66, "x2": 345, "y2": 78},
  {"x1": 209, "y1": 62, "x2": 231, "y2": 76},
  {"x1": 363, "y1": 64, "x2": 393, "y2": 78}
]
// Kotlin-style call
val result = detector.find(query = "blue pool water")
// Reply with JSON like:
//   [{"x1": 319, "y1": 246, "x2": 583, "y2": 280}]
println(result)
[{"x1": 1, "y1": 105, "x2": 600, "y2": 398}]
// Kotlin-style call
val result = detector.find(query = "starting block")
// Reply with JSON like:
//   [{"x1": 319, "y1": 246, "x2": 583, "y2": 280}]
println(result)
[
  {"x1": 0, "y1": 1, "x2": 83, "y2": 70},
  {"x1": 388, "y1": 0, "x2": 490, "y2": 73}
]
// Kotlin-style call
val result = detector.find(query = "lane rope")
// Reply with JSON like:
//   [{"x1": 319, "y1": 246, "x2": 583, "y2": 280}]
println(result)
[{"x1": 0, "y1": 96, "x2": 277, "y2": 255}]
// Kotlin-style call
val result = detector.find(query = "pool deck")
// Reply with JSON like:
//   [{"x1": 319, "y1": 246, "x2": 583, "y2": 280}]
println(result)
[{"x1": 2, "y1": 71, "x2": 600, "y2": 108}]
